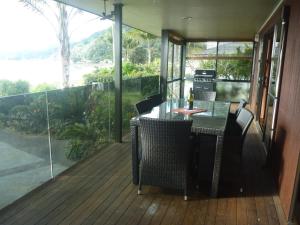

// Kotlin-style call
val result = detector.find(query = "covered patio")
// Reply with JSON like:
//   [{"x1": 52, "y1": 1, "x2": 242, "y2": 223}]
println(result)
[{"x1": 1, "y1": 0, "x2": 300, "y2": 224}]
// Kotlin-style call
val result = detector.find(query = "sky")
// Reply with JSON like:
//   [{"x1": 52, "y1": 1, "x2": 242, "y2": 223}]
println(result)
[{"x1": 0, "y1": 0, "x2": 112, "y2": 53}]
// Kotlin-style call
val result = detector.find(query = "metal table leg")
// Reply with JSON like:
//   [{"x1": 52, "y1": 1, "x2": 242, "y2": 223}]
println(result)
[
  {"x1": 211, "y1": 134, "x2": 224, "y2": 197},
  {"x1": 131, "y1": 124, "x2": 139, "y2": 185}
]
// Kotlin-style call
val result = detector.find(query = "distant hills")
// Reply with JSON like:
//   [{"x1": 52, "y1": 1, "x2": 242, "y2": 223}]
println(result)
[{"x1": 0, "y1": 28, "x2": 112, "y2": 62}]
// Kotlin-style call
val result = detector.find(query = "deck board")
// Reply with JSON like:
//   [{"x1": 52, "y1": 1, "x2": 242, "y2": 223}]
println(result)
[{"x1": 0, "y1": 126, "x2": 287, "y2": 225}]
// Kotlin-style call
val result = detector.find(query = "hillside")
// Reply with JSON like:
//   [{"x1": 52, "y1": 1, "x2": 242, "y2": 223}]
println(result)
[{"x1": 0, "y1": 28, "x2": 112, "y2": 62}]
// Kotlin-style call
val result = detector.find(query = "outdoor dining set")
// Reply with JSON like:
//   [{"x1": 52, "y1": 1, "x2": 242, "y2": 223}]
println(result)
[{"x1": 130, "y1": 92, "x2": 254, "y2": 200}]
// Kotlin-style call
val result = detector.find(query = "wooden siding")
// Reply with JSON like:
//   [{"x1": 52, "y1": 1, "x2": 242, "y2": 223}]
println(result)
[
  {"x1": 0, "y1": 125, "x2": 286, "y2": 225},
  {"x1": 272, "y1": 0, "x2": 300, "y2": 219}
]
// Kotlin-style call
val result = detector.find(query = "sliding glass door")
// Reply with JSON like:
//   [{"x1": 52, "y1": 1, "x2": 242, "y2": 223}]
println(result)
[
  {"x1": 167, "y1": 41, "x2": 184, "y2": 99},
  {"x1": 256, "y1": 7, "x2": 288, "y2": 153}
]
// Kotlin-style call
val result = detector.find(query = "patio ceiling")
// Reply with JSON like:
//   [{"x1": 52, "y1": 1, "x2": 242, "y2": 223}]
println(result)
[{"x1": 56, "y1": 0, "x2": 280, "y2": 40}]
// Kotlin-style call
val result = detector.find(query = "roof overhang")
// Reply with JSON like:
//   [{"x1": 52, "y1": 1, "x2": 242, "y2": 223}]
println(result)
[{"x1": 56, "y1": 0, "x2": 281, "y2": 40}]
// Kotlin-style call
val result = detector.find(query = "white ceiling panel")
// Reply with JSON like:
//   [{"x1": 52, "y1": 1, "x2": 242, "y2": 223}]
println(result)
[{"x1": 56, "y1": 0, "x2": 280, "y2": 40}]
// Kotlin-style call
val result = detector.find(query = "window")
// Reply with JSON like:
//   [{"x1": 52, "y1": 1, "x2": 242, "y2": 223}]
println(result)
[
  {"x1": 186, "y1": 41, "x2": 253, "y2": 80},
  {"x1": 167, "y1": 42, "x2": 183, "y2": 99}
]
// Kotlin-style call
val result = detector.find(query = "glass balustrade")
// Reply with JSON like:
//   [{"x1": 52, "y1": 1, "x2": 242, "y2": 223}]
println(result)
[{"x1": 0, "y1": 82, "x2": 115, "y2": 209}]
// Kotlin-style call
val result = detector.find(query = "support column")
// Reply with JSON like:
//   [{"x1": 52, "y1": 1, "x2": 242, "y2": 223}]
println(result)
[
  {"x1": 180, "y1": 42, "x2": 186, "y2": 98},
  {"x1": 160, "y1": 30, "x2": 169, "y2": 101},
  {"x1": 114, "y1": 3, "x2": 123, "y2": 143}
]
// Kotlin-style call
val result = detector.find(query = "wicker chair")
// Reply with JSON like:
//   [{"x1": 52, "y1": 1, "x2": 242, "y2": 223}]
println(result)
[
  {"x1": 225, "y1": 108, "x2": 254, "y2": 160},
  {"x1": 228, "y1": 99, "x2": 247, "y2": 125},
  {"x1": 194, "y1": 91, "x2": 216, "y2": 101},
  {"x1": 236, "y1": 108, "x2": 254, "y2": 144},
  {"x1": 135, "y1": 99, "x2": 153, "y2": 115},
  {"x1": 138, "y1": 118, "x2": 193, "y2": 200},
  {"x1": 147, "y1": 93, "x2": 163, "y2": 108},
  {"x1": 235, "y1": 99, "x2": 247, "y2": 117},
  {"x1": 229, "y1": 99, "x2": 247, "y2": 120}
]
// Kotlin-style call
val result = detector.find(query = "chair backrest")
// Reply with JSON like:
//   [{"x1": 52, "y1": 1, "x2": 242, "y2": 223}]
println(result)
[
  {"x1": 235, "y1": 99, "x2": 247, "y2": 117},
  {"x1": 147, "y1": 93, "x2": 163, "y2": 108},
  {"x1": 139, "y1": 118, "x2": 193, "y2": 188},
  {"x1": 236, "y1": 108, "x2": 254, "y2": 143},
  {"x1": 194, "y1": 91, "x2": 216, "y2": 101},
  {"x1": 135, "y1": 99, "x2": 153, "y2": 115}
]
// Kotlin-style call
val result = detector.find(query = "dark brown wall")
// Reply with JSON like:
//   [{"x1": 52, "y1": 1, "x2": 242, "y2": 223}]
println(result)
[
  {"x1": 251, "y1": 0, "x2": 300, "y2": 220},
  {"x1": 273, "y1": 0, "x2": 300, "y2": 218}
]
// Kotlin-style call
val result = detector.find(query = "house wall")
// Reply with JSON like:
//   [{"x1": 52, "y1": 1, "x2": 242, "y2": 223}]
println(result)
[
  {"x1": 273, "y1": 0, "x2": 300, "y2": 219},
  {"x1": 251, "y1": 0, "x2": 300, "y2": 220}
]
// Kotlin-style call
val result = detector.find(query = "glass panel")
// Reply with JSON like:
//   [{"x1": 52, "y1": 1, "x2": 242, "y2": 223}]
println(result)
[
  {"x1": 216, "y1": 59, "x2": 252, "y2": 80},
  {"x1": 187, "y1": 42, "x2": 217, "y2": 57},
  {"x1": 167, "y1": 81, "x2": 180, "y2": 100},
  {"x1": 122, "y1": 76, "x2": 159, "y2": 134},
  {"x1": 140, "y1": 100, "x2": 230, "y2": 131},
  {"x1": 185, "y1": 59, "x2": 216, "y2": 78},
  {"x1": 184, "y1": 79, "x2": 193, "y2": 98},
  {"x1": 218, "y1": 42, "x2": 253, "y2": 57},
  {"x1": 173, "y1": 44, "x2": 182, "y2": 79},
  {"x1": 269, "y1": 22, "x2": 282, "y2": 97},
  {"x1": 173, "y1": 81, "x2": 181, "y2": 99},
  {"x1": 186, "y1": 42, "x2": 217, "y2": 78},
  {"x1": 216, "y1": 81, "x2": 250, "y2": 102},
  {"x1": 184, "y1": 79, "x2": 250, "y2": 102},
  {"x1": 264, "y1": 96, "x2": 275, "y2": 150},
  {"x1": 168, "y1": 42, "x2": 174, "y2": 81},
  {"x1": 48, "y1": 84, "x2": 114, "y2": 175},
  {"x1": 167, "y1": 83, "x2": 173, "y2": 100},
  {"x1": 0, "y1": 93, "x2": 50, "y2": 209}
]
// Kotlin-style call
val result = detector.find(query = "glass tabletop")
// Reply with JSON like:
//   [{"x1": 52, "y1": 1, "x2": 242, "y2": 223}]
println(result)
[{"x1": 139, "y1": 99, "x2": 231, "y2": 132}]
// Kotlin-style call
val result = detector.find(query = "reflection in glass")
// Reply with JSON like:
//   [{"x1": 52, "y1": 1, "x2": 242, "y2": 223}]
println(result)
[
  {"x1": 187, "y1": 42, "x2": 217, "y2": 57},
  {"x1": 173, "y1": 44, "x2": 182, "y2": 79},
  {"x1": 216, "y1": 59, "x2": 252, "y2": 80},
  {"x1": 0, "y1": 93, "x2": 50, "y2": 209},
  {"x1": 218, "y1": 42, "x2": 253, "y2": 57},
  {"x1": 269, "y1": 22, "x2": 282, "y2": 97},
  {"x1": 47, "y1": 84, "x2": 116, "y2": 175},
  {"x1": 264, "y1": 96, "x2": 275, "y2": 150},
  {"x1": 216, "y1": 81, "x2": 250, "y2": 102},
  {"x1": 167, "y1": 81, "x2": 180, "y2": 100},
  {"x1": 185, "y1": 59, "x2": 216, "y2": 77},
  {"x1": 123, "y1": 76, "x2": 159, "y2": 134},
  {"x1": 168, "y1": 42, "x2": 174, "y2": 81},
  {"x1": 184, "y1": 79, "x2": 250, "y2": 102}
]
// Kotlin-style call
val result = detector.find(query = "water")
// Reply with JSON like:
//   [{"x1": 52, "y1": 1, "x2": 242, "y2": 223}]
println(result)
[{"x1": 0, "y1": 59, "x2": 100, "y2": 87}]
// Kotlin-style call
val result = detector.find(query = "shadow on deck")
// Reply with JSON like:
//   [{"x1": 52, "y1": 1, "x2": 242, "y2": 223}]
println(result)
[{"x1": 0, "y1": 125, "x2": 287, "y2": 225}]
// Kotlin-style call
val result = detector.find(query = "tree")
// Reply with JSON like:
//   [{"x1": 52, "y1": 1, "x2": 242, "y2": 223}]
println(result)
[
  {"x1": 32, "y1": 83, "x2": 58, "y2": 92},
  {"x1": 126, "y1": 29, "x2": 158, "y2": 64},
  {"x1": 0, "y1": 80, "x2": 30, "y2": 96},
  {"x1": 20, "y1": 0, "x2": 81, "y2": 87},
  {"x1": 122, "y1": 28, "x2": 140, "y2": 62}
]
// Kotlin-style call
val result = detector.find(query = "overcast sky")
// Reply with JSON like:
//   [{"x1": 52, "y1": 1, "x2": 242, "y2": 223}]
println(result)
[{"x1": 0, "y1": 0, "x2": 112, "y2": 53}]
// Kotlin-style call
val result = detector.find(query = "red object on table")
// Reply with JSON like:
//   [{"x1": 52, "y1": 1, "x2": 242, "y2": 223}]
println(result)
[{"x1": 171, "y1": 108, "x2": 207, "y2": 116}]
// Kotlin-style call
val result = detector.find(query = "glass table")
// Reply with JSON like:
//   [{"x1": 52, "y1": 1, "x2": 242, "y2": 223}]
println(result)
[{"x1": 130, "y1": 99, "x2": 231, "y2": 197}]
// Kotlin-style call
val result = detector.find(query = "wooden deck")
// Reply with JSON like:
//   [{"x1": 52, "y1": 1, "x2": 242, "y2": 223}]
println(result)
[{"x1": 0, "y1": 125, "x2": 287, "y2": 225}]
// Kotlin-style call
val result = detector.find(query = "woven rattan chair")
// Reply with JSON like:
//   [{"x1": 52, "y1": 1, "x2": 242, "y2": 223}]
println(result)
[
  {"x1": 235, "y1": 99, "x2": 247, "y2": 117},
  {"x1": 147, "y1": 93, "x2": 163, "y2": 108},
  {"x1": 228, "y1": 99, "x2": 247, "y2": 125},
  {"x1": 236, "y1": 108, "x2": 254, "y2": 144},
  {"x1": 225, "y1": 108, "x2": 254, "y2": 161},
  {"x1": 135, "y1": 99, "x2": 153, "y2": 115},
  {"x1": 194, "y1": 91, "x2": 216, "y2": 101},
  {"x1": 229, "y1": 99, "x2": 247, "y2": 120},
  {"x1": 138, "y1": 118, "x2": 193, "y2": 200}
]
